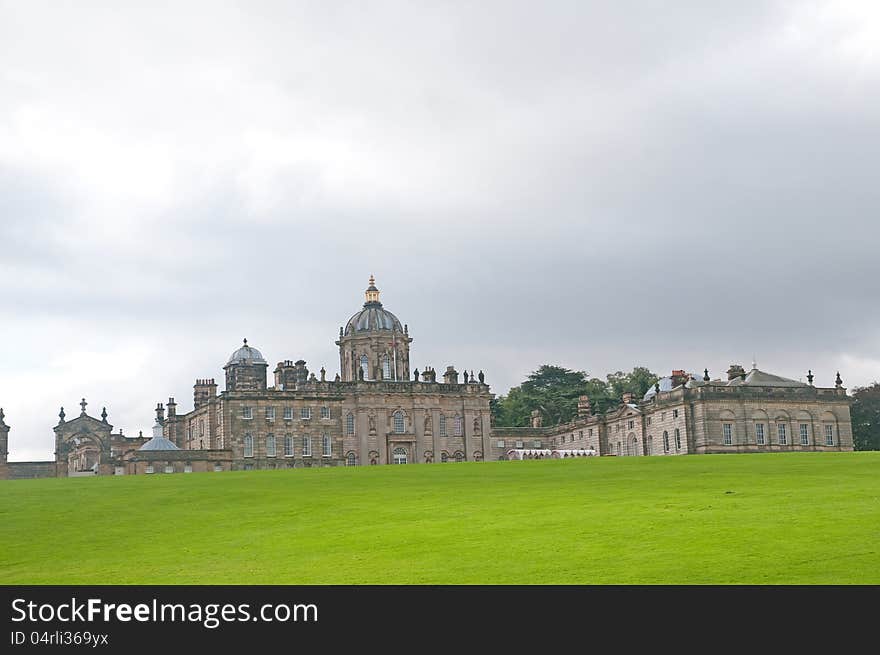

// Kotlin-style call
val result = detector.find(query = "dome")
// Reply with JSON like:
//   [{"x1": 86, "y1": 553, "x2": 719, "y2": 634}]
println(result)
[
  {"x1": 139, "y1": 421, "x2": 180, "y2": 451},
  {"x1": 343, "y1": 276, "x2": 404, "y2": 336},
  {"x1": 225, "y1": 338, "x2": 267, "y2": 367}
]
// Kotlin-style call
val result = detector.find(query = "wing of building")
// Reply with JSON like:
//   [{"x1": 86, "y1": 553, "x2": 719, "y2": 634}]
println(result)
[{"x1": 493, "y1": 366, "x2": 853, "y2": 457}]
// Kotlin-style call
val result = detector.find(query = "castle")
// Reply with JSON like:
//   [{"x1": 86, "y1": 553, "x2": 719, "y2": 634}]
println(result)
[{"x1": 0, "y1": 278, "x2": 855, "y2": 479}]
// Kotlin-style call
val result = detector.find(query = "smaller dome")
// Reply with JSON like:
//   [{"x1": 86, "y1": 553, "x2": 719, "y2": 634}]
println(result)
[
  {"x1": 139, "y1": 422, "x2": 180, "y2": 451},
  {"x1": 226, "y1": 338, "x2": 267, "y2": 367}
]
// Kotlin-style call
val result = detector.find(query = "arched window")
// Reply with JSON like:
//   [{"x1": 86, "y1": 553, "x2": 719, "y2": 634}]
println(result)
[
  {"x1": 674, "y1": 428, "x2": 681, "y2": 450},
  {"x1": 266, "y1": 434, "x2": 276, "y2": 457},
  {"x1": 360, "y1": 355, "x2": 369, "y2": 380},
  {"x1": 383, "y1": 356, "x2": 392, "y2": 381},
  {"x1": 439, "y1": 415, "x2": 447, "y2": 437},
  {"x1": 322, "y1": 433, "x2": 331, "y2": 457},
  {"x1": 454, "y1": 415, "x2": 463, "y2": 436},
  {"x1": 663, "y1": 431, "x2": 669, "y2": 452},
  {"x1": 631, "y1": 436, "x2": 639, "y2": 456},
  {"x1": 345, "y1": 413, "x2": 355, "y2": 435},
  {"x1": 302, "y1": 435, "x2": 312, "y2": 457},
  {"x1": 243, "y1": 434, "x2": 254, "y2": 457},
  {"x1": 393, "y1": 410, "x2": 405, "y2": 434},
  {"x1": 392, "y1": 447, "x2": 407, "y2": 465},
  {"x1": 454, "y1": 451, "x2": 464, "y2": 463},
  {"x1": 441, "y1": 451, "x2": 449, "y2": 463},
  {"x1": 346, "y1": 452, "x2": 356, "y2": 466},
  {"x1": 284, "y1": 435, "x2": 294, "y2": 457}
]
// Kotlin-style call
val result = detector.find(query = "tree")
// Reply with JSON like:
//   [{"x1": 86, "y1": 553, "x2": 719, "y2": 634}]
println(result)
[
  {"x1": 851, "y1": 383, "x2": 880, "y2": 451},
  {"x1": 490, "y1": 364, "x2": 659, "y2": 427},
  {"x1": 605, "y1": 367, "x2": 660, "y2": 400}
]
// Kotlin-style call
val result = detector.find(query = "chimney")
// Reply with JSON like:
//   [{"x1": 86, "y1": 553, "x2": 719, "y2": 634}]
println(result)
[
  {"x1": 577, "y1": 395, "x2": 592, "y2": 418},
  {"x1": 670, "y1": 369, "x2": 689, "y2": 387},
  {"x1": 193, "y1": 379, "x2": 217, "y2": 409},
  {"x1": 443, "y1": 366, "x2": 459, "y2": 384},
  {"x1": 167, "y1": 397, "x2": 177, "y2": 418},
  {"x1": 530, "y1": 409, "x2": 543, "y2": 428}
]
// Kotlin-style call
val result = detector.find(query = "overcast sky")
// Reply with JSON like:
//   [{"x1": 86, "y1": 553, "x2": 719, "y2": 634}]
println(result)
[{"x1": 2, "y1": 1, "x2": 878, "y2": 459}]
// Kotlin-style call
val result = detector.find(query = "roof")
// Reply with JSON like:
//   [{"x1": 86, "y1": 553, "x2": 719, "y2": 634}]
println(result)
[
  {"x1": 726, "y1": 368, "x2": 809, "y2": 388},
  {"x1": 225, "y1": 339, "x2": 267, "y2": 367},
  {"x1": 138, "y1": 435, "x2": 180, "y2": 451},
  {"x1": 345, "y1": 305, "x2": 403, "y2": 335}
]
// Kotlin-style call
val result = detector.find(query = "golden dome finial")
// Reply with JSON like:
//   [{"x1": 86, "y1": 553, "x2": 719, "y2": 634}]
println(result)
[{"x1": 365, "y1": 275, "x2": 380, "y2": 304}]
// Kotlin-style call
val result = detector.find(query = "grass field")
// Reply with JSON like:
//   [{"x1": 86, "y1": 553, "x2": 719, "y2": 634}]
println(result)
[{"x1": 1, "y1": 452, "x2": 878, "y2": 584}]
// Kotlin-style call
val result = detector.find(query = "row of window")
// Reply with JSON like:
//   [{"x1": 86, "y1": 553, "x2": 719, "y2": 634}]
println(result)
[
  {"x1": 240, "y1": 409, "x2": 467, "y2": 438},
  {"x1": 723, "y1": 423, "x2": 834, "y2": 446},
  {"x1": 241, "y1": 406, "x2": 332, "y2": 421},
  {"x1": 241, "y1": 434, "x2": 333, "y2": 458}
]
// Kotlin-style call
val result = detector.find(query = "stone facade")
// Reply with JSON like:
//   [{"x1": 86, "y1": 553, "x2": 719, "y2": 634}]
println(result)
[
  {"x1": 157, "y1": 277, "x2": 493, "y2": 471},
  {"x1": 0, "y1": 281, "x2": 856, "y2": 480},
  {"x1": 494, "y1": 367, "x2": 854, "y2": 459}
]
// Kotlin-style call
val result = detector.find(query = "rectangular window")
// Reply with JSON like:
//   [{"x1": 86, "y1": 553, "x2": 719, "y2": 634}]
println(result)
[
  {"x1": 579, "y1": 431, "x2": 584, "y2": 440},
  {"x1": 647, "y1": 417, "x2": 652, "y2": 426},
  {"x1": 825, "y1": 424, "x2": 834, "y2": 446},
  {"x1": 673, "y1": 409, "x2": 679, "y2": 419},
  {"x1": 756, "y1": 423, "x2": 765, "y2": 445},
  {"x1": 515, "y1": 441, "x2": 523, "y2": 448},
  {"x1": 675, "y1": 429, "x2": 681, "y2": 450},
  {"x1": 588, "y1": 429, "x2": 593, "y2": 437},
  {"x1": 266, "y1": 435, "x2": 276, "y2": 457},
  {"x1": 242, "y1": 406, "x2": 253, "y2": 420},
  {"x1": 345, "y1": 413, "x2": 355, "y2": 435},
  {"x1": 800, "y1": 424, "x2": 809, "y2": 445},
  {"x1": 628, "y1": 420, "x2": 634, "y2": 430},
  {"x1": 534, "y1": 441, "x2": 542, "y2": 448},
  {"x1": 283, "y1": 407, "x2": 293, "y2": 420},
  {"x1": 439, "y1": 415, "x2": 447, "y2": 437},
  {"x1": 322, "y1": 433, "x2": 331, "y2": 457},
  {"x1": 777, "y1": 423, "x2": 787, "y2": 445},
  {"x1": 301, "y1": 407, "x2": 311, "y2": 420},
  {"x1": 184, "y1": 464, "x2": 192, "y2": 473},
  {"x1": 266, "y1": 407, "x2": 275, "y2": 421},
  {"x1": 284, "y1": 435, "x2": 294, "y2": 457},
  {"x1": 661, "y1": 412, "x2": 666, "y2": 421},
  {"x1": 303, "y1": 436, "x2": 312, "y2": 457},
  {"x1": 243, "y1": 434, "x2": 254, "y2": 457},
  {"x1": 321, "y1": 406, "x2": 331, "y2": 420},
  {"x1": 496, "y1": 440, "x2": 505, "y2": 448},
  {"x1": 723, "y1": 423, "x2": 732, "y2": 446},
  {"x1": 454, "y1": 416, "x2": 463, "y2": 437},
  {"x1": 145, "y1": 465, "x2": 154, "y2": 474},
  {"x1": 164, "y1": 465, "x2": 174, "y2": 474},
  {"x1": 616, "y1": 425, "x2": 620, "y2": 433}
]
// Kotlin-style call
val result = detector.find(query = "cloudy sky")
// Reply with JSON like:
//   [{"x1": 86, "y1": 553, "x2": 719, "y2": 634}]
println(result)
[{"x1": 1, "y1": 1, "x2": 878, "y2": 459}]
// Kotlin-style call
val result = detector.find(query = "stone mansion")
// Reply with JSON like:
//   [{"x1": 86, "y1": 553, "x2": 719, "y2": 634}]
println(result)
[{"x1": 0, "y1": 278, "x2": 855, "y2": 479}]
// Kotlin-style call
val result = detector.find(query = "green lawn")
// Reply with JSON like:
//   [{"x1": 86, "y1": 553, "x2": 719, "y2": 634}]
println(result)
[{"x1": 1, "y1": 452, "x2": 878, "y2": 584}]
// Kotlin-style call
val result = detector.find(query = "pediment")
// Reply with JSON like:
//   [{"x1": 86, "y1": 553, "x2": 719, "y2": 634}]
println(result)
[{"x1": 55, "y1": 414, "x2": 114, "y2": 436}]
